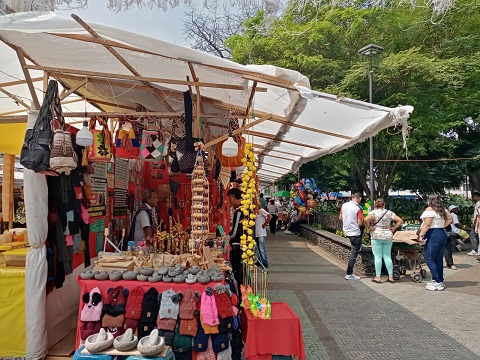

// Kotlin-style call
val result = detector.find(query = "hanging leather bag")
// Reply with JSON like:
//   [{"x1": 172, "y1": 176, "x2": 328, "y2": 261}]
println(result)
[{"x1": 20, "y1": 80, "x2": 58, "y2": 172}]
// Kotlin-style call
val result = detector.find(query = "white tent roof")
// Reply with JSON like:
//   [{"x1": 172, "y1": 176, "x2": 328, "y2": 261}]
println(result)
[{"x1": 0, "y1": 12, "x2": 413, "y2": 186}]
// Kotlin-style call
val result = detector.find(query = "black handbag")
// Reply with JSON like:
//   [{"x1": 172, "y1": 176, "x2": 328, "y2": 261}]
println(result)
[{"x1": 20, "y1": 80, "x2": 58, "y2": 172}]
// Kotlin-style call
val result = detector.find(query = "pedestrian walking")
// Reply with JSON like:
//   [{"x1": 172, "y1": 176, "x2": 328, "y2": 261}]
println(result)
[
  {"x1": 339, "y1": 193, "x2": 364, "y2": 280},
  {"x1": 255, "y1": 206, "x2": 272, "y2": 268},
  {"x1": 468, "y1": 191, "x2": 480, "y2": 256},
  {"x1": 418, "y1": 194, "x2": 452, "y2": 291},
  {"x1": 267, "y1": 199, "x2": 278, "y2": 235},
  {"x1": 364, "y1": 198, "x2": 404, "y2": 283}
]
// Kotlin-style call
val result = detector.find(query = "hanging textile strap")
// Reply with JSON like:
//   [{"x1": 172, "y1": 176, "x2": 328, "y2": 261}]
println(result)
[{"x1": 183, "y1": 90, "x2": 194, "y2": 151}]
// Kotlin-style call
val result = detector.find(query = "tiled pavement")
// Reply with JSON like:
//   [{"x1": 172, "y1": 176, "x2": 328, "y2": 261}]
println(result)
[{"x1": 265, "y1": 232, "x2": 480, "y2": 360}]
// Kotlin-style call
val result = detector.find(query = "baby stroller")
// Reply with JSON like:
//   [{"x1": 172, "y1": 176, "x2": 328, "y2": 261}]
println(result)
[
  {"x1": 392, "y1": 224, "x2": 426, "y2": 282},
  {"x1": 392, "y1": 244, "x2": 426, "y2": 282}
]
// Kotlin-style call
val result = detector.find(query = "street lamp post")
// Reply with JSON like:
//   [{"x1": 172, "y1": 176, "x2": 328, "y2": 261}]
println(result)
[{"x1": 358, "y1": 44, "x2": 384, "y2": 203}]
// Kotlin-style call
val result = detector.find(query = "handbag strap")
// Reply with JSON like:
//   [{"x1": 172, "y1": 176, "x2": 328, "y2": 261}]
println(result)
[{"x1": 372, "y1": 209, "x2": 388, "y2": 227}]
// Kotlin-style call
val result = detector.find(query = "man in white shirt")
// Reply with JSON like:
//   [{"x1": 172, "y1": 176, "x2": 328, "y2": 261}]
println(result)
[
  {"x1": 447, "y1": 205, "x2": 469, "y2": 252},
  {"x1": 128, "y1": 189, "x2": 159, "y2": 243},
  {"x1": 255, "y1": 207, "x2": 272, "y2": 268},
  {"x1": 339, "y1": 193, "x2": 364, "y2": 280},
  {"x1": 468, "y1": 191, "x2": 480, "y2": 256}
]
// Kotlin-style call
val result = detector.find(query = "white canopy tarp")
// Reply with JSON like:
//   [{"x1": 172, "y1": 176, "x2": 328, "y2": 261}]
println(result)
[
  {"x1": 0, "y1": 12, "x2": 412, "y2": 359},
  {"x1": 0, "y1": 12, "x2": 413, "y2": 184}
]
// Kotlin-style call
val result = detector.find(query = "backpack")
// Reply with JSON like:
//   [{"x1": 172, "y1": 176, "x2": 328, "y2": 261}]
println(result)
[{"x1": 20, "y1": 80, "x2": 57, "y2": 172}]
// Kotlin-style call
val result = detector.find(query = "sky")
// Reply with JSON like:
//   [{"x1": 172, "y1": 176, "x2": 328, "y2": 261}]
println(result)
[{"x1": 56, "y1": 1, "x2": 189, "y2": 46}]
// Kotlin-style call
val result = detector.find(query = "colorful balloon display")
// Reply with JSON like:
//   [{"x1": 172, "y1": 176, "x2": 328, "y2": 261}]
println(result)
[{"x1": 291, "y1": 178, "x2": 320, "y2": 211}]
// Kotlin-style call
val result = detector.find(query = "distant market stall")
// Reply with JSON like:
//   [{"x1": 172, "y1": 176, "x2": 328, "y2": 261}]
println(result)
[{"x1": 0, "y1": 11, "x2": 413, "y2": 360}]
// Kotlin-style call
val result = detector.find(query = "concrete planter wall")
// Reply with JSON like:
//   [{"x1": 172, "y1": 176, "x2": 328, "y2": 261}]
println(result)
[
  {"x1": 313, "y1": 213, "x2": 343, "y2": 231},
  {"x1": 300, "y1": 224, "x2": 374, "y2": 276}
]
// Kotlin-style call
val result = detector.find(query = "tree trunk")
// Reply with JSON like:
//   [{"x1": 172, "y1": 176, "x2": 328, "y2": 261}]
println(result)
[{"x1": 469, "y1": 170, "x2": 480, "y2": 194}]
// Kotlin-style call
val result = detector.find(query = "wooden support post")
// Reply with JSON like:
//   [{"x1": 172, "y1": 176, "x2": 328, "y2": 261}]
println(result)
[{"x1": 2, "y1": 154, "x2": 15, "y2": 229}]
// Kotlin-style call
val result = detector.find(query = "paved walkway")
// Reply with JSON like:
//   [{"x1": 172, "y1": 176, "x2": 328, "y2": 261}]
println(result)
[{"x1": 265, "y1": 232, "x2": 480, "y2": 360}]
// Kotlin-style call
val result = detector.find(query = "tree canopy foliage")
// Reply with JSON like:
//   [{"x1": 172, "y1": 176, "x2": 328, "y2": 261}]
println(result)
[{"x1": 225, "y1": 0, "x2": 480, "y2": 198}]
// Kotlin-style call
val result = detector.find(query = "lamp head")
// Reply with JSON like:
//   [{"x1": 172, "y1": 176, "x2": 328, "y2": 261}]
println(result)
[
  {"x1": 221, "y1": 131, "x2": 238, "y2": 157},
  {"x1": 76, "y1": 120, "x2": 93, "y2": 147}
]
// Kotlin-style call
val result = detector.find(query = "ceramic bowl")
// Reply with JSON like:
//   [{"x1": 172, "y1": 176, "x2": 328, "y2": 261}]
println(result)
[
  {"x1": 137, "y1": 329, "x2": 165, "y2": 356},
  {"x1": 148, "y1": 273, "x2": 162, "y2": 283},
  {"x1": 211, "y1": 273, "x2": 224, "y2": 282},
  {"x1": 140, "y1": 267, "x2": 154, "y2": 276},
  {"x1": 94, "y1": 271, "x2": 109, "y2": 281},
  {"x1": 185, "y1": 274, "x2": 197, "y2": 284},
  {"x1": 163, "y1": 275, "x2": 173, "y2": 283},
  {"x1": 80, "y1": 270, "x2": 95, "y2": 280},
  {"x1": 197, "y1": 275, "x2": 210, "y2": 285},
  {"x1": 109, "y1": 271, "x2": 123, "y2": 281},
  {"x1": 137, "y1": 274, "x2": 148, "y2": 281},
  {"x1": 123, "y1": 271, "x2": 138, "y2": 280},
  {"x1": 173, "y1": 274, "x2": 186, "y2": 283},
  {"x1": 113, "y1": 328, "x2": 138, "y2": 351},
  {"x1": 85, "y1": 328, "x2": 114, "y2": 353},
  {"x1": 157, "y1": 266, "x2": 168, "y2": 276},
  {"x1": 188, "y1": 265, "x2": 200, "y2": 275}
]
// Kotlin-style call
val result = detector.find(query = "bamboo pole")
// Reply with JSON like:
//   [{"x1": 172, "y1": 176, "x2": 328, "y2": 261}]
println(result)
[{"x1": 2, "y1": 154, "x2": 15, "y2": 229}]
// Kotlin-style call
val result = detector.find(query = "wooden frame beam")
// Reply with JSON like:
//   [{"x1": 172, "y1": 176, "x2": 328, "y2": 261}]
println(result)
[
  {"x1": 259, "y1": 162, "x2": 292, "y2": 171},
  {"x1": 15, "y1": 48, "x2": 40, "y2": 109},
  {"x1": 71, "y1": 15, "x2": 176, "y2": 113},
  {"x1": 60, "y1": 78, "x2": 87, "y2": 100},
  {"x1": 25, "y1": 64, "x2": 244, "y2": 91},
  {"x1": 203, "y1": 114, "x2": 272, "y2": 148},
  {"x1": 50, "y1": 31, "x2": 290, "y2": 91},
  {"x1": 247, "y1": 130, "x2": 323, "y2": 150},
  {"x1": 0, "y1": 87, "x2": 30, "y2": 109},
  {"x1": 188, "y1": 63, "x2": 202, "y2": 138},
  {"x1": 256, "y1": 168, "x2": 286, "y2": 176},
  {"x1": 268, "y1": 118, "x2": 351, "y2": 140},
  {"x1": 245, "y1": 81, "x2": 257, "y2": 119},
  {"x1": 254, "y1": 151, "x2": 296, "y2": 162},
  {"x1": 0, "y1": 77, "x2": 43, "y2": 88}
]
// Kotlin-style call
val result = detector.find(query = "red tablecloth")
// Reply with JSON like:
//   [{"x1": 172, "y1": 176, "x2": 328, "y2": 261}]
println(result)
[
  {"x1": 75, "y1": 277, "x2": 213, "y2": 349},
  {"x1": 242, "y1": 302, "x2": 306, "y2": 360}
]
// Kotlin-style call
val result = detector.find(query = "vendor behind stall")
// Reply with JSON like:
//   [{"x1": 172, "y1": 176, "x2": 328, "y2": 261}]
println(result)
[
  {"x1": 227, "y1": 187, "x2": 245, "y2": 286},
  {"x1": 128, "y1": 189, "x2": 159, "y2": 243}
]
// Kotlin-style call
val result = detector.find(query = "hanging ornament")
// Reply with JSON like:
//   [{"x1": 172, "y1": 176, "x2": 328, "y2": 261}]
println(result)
[{"x1": 239, "y1": 143, "x2": 257, "y2": 266}]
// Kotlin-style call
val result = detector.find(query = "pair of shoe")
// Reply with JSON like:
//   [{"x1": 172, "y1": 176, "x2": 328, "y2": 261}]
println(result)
[
  {"x1": 345, "y1": 274, "x2": 360, "y2": 280},
  {"x1": 426, "y1": 280, "x2": 445, "y2": 291},
  {"x1": 371, "y1": 278, "x2": 381, "y2": 283},
  {"x1": 284, "y1": 230, "x2": 293, "y2": 234},
  {"x1": 467, "y1": 250, "x2": 478, "y2": 256},
  {"x1": 456, "y1": 244, "x2": 462, "y2": 252},
  {"x1": 448, "y1": 265, "x2": 457, "y2": 270}
]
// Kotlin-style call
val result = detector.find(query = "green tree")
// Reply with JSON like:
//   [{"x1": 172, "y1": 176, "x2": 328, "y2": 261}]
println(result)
[{"x1": 228, "y1": 2, "x2": 480, "y2": 197}]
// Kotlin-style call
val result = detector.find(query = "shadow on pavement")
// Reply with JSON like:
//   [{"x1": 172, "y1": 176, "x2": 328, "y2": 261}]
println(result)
[{"x1": 445, "y1": 280, "x2": 480, "y2": 288}]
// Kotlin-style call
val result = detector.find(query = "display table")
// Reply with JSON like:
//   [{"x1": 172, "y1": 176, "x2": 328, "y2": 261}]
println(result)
[
  {"x1": 76, "y1": 277, "x2": 216, "y2": 349},
  {"x1": 0, "y1": 265, "x2": 26, "y2": 357},
  {"x1": 242, "y1": 302, "x2": 305, "y2": 360}
]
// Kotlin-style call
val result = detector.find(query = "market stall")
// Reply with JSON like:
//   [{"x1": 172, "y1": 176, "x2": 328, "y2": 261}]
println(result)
[{"x1": 0, "y1": 11, "x2": 414, "y2": 360}]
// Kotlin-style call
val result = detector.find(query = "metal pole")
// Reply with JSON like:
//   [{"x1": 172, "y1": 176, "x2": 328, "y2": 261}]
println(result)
[{"x1": 369, "y1": 70, "x2": 374, "y2": 202}]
